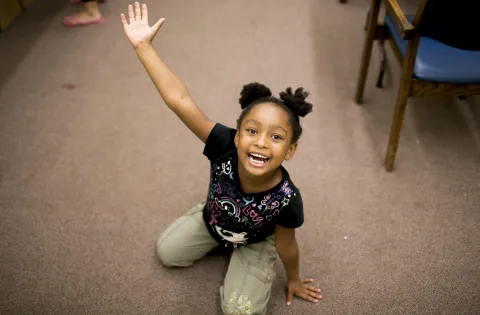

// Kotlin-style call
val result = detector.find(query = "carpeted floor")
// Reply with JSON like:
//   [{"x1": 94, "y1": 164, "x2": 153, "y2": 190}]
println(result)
[{"x1": 1, "y1": 0, "x2": 479, "y2": 314}]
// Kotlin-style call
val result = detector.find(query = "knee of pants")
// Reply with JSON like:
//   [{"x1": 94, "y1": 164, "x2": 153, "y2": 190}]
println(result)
[
  {"x1": 220, "y1": 265, "x2": 275, "y2": 315},
  {"x1": 220, "y1": 290, "x2": 269, "y2": 315},
  {"x1": 156, "y1": 238, "x2": 182, "y2": 267}
]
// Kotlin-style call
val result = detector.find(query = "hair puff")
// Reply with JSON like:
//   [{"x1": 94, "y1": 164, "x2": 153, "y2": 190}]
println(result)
[
  {"x1": 279, "y1": 87, "x2": 313, "y2": 117},
  {"x1": 239, "y1": 82, "x2": 272, "y2": 109}
]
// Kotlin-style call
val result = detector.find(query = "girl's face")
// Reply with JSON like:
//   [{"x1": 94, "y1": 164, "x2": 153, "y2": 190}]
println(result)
[{"x1": 235, "y1": 102, "x2": 297, "y2": 178}]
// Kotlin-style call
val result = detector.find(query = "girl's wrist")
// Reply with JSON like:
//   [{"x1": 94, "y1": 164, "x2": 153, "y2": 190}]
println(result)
[
  {"x1": 287, "y1": 276, "x2": 301, "y2": 283},
  {"x1": 135, "y1": 41, "x2": 153, "y2": 52}
]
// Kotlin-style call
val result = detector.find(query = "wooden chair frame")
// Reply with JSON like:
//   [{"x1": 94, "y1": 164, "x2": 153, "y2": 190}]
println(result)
[{"x1": 354, "y1": 0, "x2": 480, "y2": 172}]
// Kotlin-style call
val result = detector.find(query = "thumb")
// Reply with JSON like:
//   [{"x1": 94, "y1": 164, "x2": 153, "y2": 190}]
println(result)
[
  {"x1": 286, "y1": 289, "x2": 293, "y2": 306},
  {"x1": 151, "y1": 18, "x2": 165, "y2": 36}
]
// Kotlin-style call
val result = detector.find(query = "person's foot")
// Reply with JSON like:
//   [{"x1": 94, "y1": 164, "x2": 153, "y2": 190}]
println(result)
[
  {"x1": 69, "y1": 9, "x2": 102, "y2": 21},
  {"x1": 63, "y1": 1, "x2": 103, "y2": 27},
  {"x1": 63, "y1": 10, "x2": 104, "y2": 27}
]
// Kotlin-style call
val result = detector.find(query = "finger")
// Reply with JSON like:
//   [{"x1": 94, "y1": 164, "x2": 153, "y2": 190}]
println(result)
[
  {"x1": 151, "y1": 18, "x2": 165, "y2": 36},
  {"x1": 308, "y1": 290, "x2": 322, "y2": 300},
  {"x1": 128, "y1": 5, "x2": 134, "y2": 24},
  {"x1": 120, "y1": 13, "x2": 128, "y2": 28},
  {"x1": 142, "y1": 3, "x2": 148, "y2": 21},
  {"x1": 286, "y1": 290, "x2": 294, "y2": 306},
  {"x1": 303, "y1": 278, "x2": 314, "y2": 284},
  {"x1": 299, "y1": 292, "x2": 319, "y2": 303},
  {"x1": 306, "y1": 285, "x2": 321, "y2": 293},
  {"x1": 134, "y1": 2, "x2": 141, "y2": 21}
]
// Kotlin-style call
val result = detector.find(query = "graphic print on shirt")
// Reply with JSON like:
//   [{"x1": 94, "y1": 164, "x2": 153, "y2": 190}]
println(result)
[
  {"x1": 215, "y1": 197, "x2": 241, "y2": 220},
  {"x1": 214, "y1": 226, "x2": 249, "y2": 246},
  {"x1": 206, "y1": 156, "x2": 296, "y2": 247}
]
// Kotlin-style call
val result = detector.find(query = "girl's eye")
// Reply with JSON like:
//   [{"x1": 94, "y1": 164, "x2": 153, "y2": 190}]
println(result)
[
  {"x1": 272, "y1": 134, "x2": 283, "y2": 140},
  {"x1": 246, "y1": 128, "x2": 257, "y2": 135}
]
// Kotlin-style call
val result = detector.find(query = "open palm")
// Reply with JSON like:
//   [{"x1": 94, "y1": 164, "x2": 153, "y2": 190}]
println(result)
[{"x1": 120, "y1": 2, "x2": 165, "y2": 48}]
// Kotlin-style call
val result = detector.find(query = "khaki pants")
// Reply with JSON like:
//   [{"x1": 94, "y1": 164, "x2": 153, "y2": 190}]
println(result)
[{"x1": 156, "y1": 201, "x2": 278, "y2": 315}]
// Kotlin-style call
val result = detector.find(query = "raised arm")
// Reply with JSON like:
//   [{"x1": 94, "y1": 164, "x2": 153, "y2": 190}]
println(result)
[{"x1": 120, "y1": 2, "x2": 214, "y2": 143}]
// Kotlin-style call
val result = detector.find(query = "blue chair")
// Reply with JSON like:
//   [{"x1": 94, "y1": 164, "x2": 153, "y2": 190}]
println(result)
[{"x1": 354, "y1": 0, "x2": 480, "y2": 172}]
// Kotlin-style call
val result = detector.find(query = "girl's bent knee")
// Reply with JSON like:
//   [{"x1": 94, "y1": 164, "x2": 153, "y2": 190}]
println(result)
[
  {"x1": 156, "y1": 240, "x2": 193, "y2": 268},
  {"x1": 221, "y1": 291, "x2": 267, "y2": 315},
  {"x1": 156, "y1": 240, "x2": 177, "y2": 267}
]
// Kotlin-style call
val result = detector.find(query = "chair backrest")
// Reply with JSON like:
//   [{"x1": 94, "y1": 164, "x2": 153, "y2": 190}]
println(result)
[{"x1": 419, "y1": 0, "x2": 480, "y2": 51}]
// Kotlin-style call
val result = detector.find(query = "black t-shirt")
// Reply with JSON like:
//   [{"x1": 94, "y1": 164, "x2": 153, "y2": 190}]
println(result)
[{"x1": 202, "y1": 123, "x2": 304, "y2": 248}]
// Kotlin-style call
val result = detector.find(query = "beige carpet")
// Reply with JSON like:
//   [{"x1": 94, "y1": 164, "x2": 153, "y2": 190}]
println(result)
[{"x1": 1, "y1": 0, "x2": 479, "y2": 314}]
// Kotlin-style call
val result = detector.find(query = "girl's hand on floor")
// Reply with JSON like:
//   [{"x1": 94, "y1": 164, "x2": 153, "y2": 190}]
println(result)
[
  {"x1": 120, "y1": 2, "x2": 165, "y2": 49},
  {"x1": 286, "y1": 278, "x2": 322, "y2": 306}
]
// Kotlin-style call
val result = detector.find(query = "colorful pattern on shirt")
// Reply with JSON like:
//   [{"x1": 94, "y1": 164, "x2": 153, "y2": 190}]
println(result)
[{"x1": 203, "y1": 153, "x2": 299, "y2": 248}]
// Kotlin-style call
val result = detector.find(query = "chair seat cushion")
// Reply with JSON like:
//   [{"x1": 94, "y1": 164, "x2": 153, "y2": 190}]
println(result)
[{"x1": 385, "y1": 14, "x2": 480, "y2": 84}]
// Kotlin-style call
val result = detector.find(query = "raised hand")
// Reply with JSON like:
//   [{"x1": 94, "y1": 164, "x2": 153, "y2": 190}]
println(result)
[
  {"x1": 287, "y1": 278, "x2": 322, "y2": 306},
  {"x1": 120, "y1": 2, "x2": 165, "y2": 48}
]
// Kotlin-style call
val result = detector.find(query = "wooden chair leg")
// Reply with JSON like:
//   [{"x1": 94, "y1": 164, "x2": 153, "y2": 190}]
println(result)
[
  {"x1": 384, "y1": 34, "x2": 420, "y2": 172},
  {"x1": 354, "y1": 0, "x2": 381, "y2": 104},
  {"x1": 384, "y1": 90, "x2": 409, "y2": 172}
]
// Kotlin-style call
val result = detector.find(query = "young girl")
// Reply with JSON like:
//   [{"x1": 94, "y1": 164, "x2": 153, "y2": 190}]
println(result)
[{"x1": 120, "y1": 3, "x2": 322, "y2": 314}]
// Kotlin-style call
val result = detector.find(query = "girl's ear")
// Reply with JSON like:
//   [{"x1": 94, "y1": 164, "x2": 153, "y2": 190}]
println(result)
[
  {"x1": 285, "y1": 142, "x2": 297, "y2": 161},
  {"x1": 234, "y1": 131, "x2": 239, "y2": 147}
]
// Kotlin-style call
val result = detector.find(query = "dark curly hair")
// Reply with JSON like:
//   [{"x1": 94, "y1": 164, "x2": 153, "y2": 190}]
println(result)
[{"x1": 236, "y1": 82, "x2": 313, "y2": 143}]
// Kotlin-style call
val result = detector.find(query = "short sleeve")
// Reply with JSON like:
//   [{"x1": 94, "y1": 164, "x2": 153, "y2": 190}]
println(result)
[
  {"x1": 275, "y1": 190, "x2": 304, "y2": 229},
  {"x1": 203, "y1": 123, "x2": 237, "y2": 161}
]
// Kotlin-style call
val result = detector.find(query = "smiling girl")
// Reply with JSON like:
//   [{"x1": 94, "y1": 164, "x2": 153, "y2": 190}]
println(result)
[{"x1": 121, "y1": 3, "x2": 322, "y2": 314}]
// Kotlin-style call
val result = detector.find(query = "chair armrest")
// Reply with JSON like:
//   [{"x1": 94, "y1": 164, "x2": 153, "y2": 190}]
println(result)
[{"x1": 384, "y1": 0, "x2": 416, "y2": 39}]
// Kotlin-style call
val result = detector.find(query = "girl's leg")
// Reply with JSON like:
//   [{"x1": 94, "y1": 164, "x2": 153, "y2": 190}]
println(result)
[
  {"x1": 156, "y1": 201, "x2": 219, "y2": 267},
  {"x1": 220, "y1": 235, "x2": 277, "y2": 315}
]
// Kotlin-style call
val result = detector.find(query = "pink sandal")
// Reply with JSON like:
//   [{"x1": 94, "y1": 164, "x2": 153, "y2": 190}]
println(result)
[
  {"x1": 71, "y1": 0, "x2": 107, "y2": 4},
  {"x1": 63, "y1": 15, "x2": 104, "y2": 27}
]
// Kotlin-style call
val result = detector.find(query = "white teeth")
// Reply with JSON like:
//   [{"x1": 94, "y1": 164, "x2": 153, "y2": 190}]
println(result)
[
  {"x1": 250, "y1": 153, "x2": 269, "y2": 159},
  {"x1": 249, "y1": 156, "x2": 266, "y2": 164}
]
